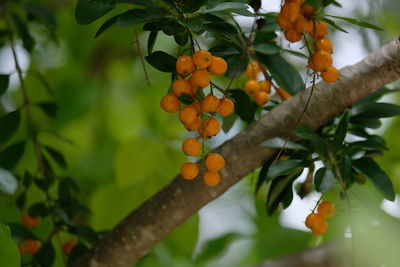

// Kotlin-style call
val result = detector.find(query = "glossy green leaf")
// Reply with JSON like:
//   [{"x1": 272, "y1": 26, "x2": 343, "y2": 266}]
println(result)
[
  {"x1": 95, "y1": 15, "x2": 119, "y2": 38},
  {"x1": 0, "y1": 75, "x2": 10, "y2": 96},
  {"x1": 339, "y1": 154, "x2": 353, "y2": 187},
  {"x1": 12, "y1": 13, "x2": 35, "y2": 52},
  {"x1": 227, "y1": 89, "x2": 257, "y2": 123},
  {"x1": 178, "y1": 94, "x2": 194, "y2": 105},
  {"x1": 203, "y1": 22, "x2": 238, "y2": 37},
  {"x1": 266, "y1": 159, "x2": 304, "y2": 183},
  {"x1": 314, "y1": 167, "x2": 336, "y2": 193},
  {"x1": 261, "y1": 137, "x2": 308, "y2": 150},
  {"x1": 295, "y1": 125, "x2": 328, "y2": 159},
  {"x1": 254, "y1": 43, "x2": 281, "y2": 55},
  {"x1": 181, "y1": 0, "x2": 207, "y2": 13},
  {"x1": 333, "y1": 110, "x2": 349, "y2": 152},
  {"x1": 325, "y1": 15, "x2": 383, "y2": 31},
  {"x1": 75, "y1": 0, "x2": 116, "y2": 25},
  {"x1": 0, "y1": 224, "x2": 20, "y2": 267},
  {"x1": 69, "y1": 225, "x2": 99, "y2": 245},
  {"x1": 145, "y1": 51, "x2": 177, "y2": 72},
  {"x1": 33, "y1": 241, "x2": 55, "y2": 267},
  {"x1": 209, "y1": 45, "x2": 240, "y2": 57},
  {"x1": 147, "y1": 31, "x2": 158, "y2": 54},
  {"x1": 44, "y1": 146, "x2": 67, "y2": 169},
  {"x1": 351, "y1": 102, "x2": 400, "y2": 119},
  {"x1": 204, "y1": 2, "x2": 249, "y2": 13},
  {"x1": 0, "y1": 142, "x2": 26, "y2": 170},
  {"x1": 117, "y1": 8, "x2": 165, "y2": 27}
]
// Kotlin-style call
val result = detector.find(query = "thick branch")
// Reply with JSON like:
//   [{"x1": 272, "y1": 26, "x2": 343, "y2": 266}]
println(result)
[{"x1": 75, "y1": 38, "x2": 400, "y2": 267}]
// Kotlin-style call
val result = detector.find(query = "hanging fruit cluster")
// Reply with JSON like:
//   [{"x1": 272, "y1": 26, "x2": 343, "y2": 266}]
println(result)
[
  {"x1": 277, "y1": 0, "x2": 339, "y2": 83},
  {"x1": 160, "y1": 50, "x2": 234, "y2": 186},
  {"x1": 305, "y1": 200, "x2": 335, "y2": 235}
]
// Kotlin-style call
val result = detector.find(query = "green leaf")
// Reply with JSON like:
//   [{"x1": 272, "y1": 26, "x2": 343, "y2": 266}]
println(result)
[
  {"x1": 203, "y1": 2, "x2": 251, "y2": 16},
  {"x1": 322, "y1": 18, "x2": 349, "y2": 33},
  {"x1": 95, "y1": 14, "x2": 119, "y2": 38},
  {"x1": 254, "y1": 43, "x2": 281, "y2": 55},
  {"x1": 178, "y1": 94, "x2": 194, "y2": 105},
  {"x1": 75, "y1": 0, "x2": 116, "y2": 25},
  {"x1": 325, "y1": 15, "x2": 383, "y2": 31},
  {"x1": 37, "y1": 102, "x2": 58, "y2": 118},
  {"x1": 256, "y1": 53, "x2": 304, "y2": 94},
  {"x1": 349, "y1": 135, "x2": 387, "y2": 151},
  {"x1": 44, "y1": 146, "x2": 67, "y2": 169},
  {"x1": 117, "y1": 8, "x2": 165, "y2": 27},
  {"x1": 174, "y1": 30, "x2": 188, "y2": 46},
  {"x1": 353, "y1": 158, "x2": 395, "y2": 201},
  {"x1": 0, "y1": 142, "x2": 26, "y2": 170},
  {"x1": 69, "y1": 225, "x2": 99, "y2": 245},
  {"x1": 67, "y1": 243, "x2": 88, "y2": 266},
  {"x1": 147, "y1": 31, "x2": 158, "y2": 54},
  {"x1": 8, "y1": 223, "x2": 36, "y2": 241},
  {"x1": 322, "y1": 0, "x2": 336, "y2": 7},
  {"x1": 195, "y1": 233, "x2": 239, "y2": 263},
  {"x1": 295, "y1": 125, "x2": 328, "y2": 159},
  {"x1": 227, "y1": 89, "x2": 257, "y2": 123},
  {"x1": 349, "y1": 117, "x2": 382, "y2": 129},
  {"x1": 314, "y1": 167, "x2": 336, "y2": 193},
  {"x1": 0, "y1": 224, "x2": 20, "y2": 267},
  {"x1": 222, "y1": 114, "x2": 237, "y2": 133},
  {"x1": 266, "y1": 159, "x2": 304, "y2": 183},
  {"x1": 351, "y1": 102, "x2": 400, "y2": 119},
  {"x1": 181, "y1": 0, "x2": 207, "y2": 13},
  {"x1": 261, "y1": 137, "x2": 308, "y2": 150},
  {"x1": 356, "y1": 87, "x2": 400, "y2": 105},
  {"x1": 305, "y1": 0, "x2": 322, "y2": 9},
  {"x1": 209, "y1": 45, "x2": 240, "y2": 57},
  {"x1": 254, "y1": 30, "x2": 277, "y2": 44},
  {"x1": 0, "y1": 111, "x2": 21, "y2": 145},
  {"x1": 145, "y1": 51, "x2": 177, "y2": 72},
  {"x1": 333, "y1": 110, "x2": 349, "y2": 152},
  {"x1": 225, "y1": 54, "x2": 247, "y2": 78},
  {"x1": 25, "y1": 3, "x2": 57, "y2": 27},
  {"x1": 33, "y1": 241, "x2": 55, "y2": 267},
  {"x1": 282, "y1": 49, "x2": 309, "y2": 59},
  {"x1": 257, "y1": 159, "x2": 273, "y2": 193},
  {"x1": 339, "y1": 154, "x2": 353, "y2": 187},
  {"x1": 203, "y1": 22, "x2": 238, "y2": 38},
  {"x1": 28, "y1": 202, "x2": 50, "y2": 217},
  {"x1": 0, "y1": 75, "x2": 10, "y2": 96},
  {"x1": 12, "y1": 13, "x2": 35, "y2": 52}
]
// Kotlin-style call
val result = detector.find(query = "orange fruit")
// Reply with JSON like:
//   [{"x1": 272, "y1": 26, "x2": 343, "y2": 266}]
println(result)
[
  {"x1": 22, "y1": 213, "x2": 41, "y2": 228},
  {"x1": 172, "y1": 79, "x2": 193, "y2": 96},
  {"x1": 321, "y1": 66, "x2": 339, "y2": 82},
  {"x1": 244, "y1": 79, "x2": 260, "y2": 96},
  {"x1": 203, "y1": 171, "x2": 221, "y2": 186},
  {"x1": 284, "y1": 28, "x2": 302, "y2": 43},
  {"x1": 310, "y1": 21, "x2": 327, "y2": 39},
  {"x1": 259, "y1": 80, "x2": 272, "y2": 93},
  {"x1": 311, "y1": 50, "x2": 332, "y2": 72},
  {"x1": 316, "y1": 39, "x2": 333, "y2": 54},
  {"x1": 209, "y1": 56, "x2": 227, "y2": 75},
  {"x1": 205, "y1": 153, "x2": 225, "y2": 172},
  {"x1": 301, "y1": 4, "x2": 314, "y2": 18},
  {"x1": 191, "y1": 102, "x2": 201, "y2": 114},
  {"x1": 295, "y1": 15, "x2": 313, "y2": 33},
  {"x1": 305, "y1": 213, "x2": 320, "y2": 229},
  {"x1": 311, "y1": 219, "x2": 328, "y2": 235},
  {"x1": 184, "y1": 116, "x2": 201, "y2": 131},
  {"x1": 176, "y1": 55, "x2": 194, "y2": 77},
  {"x1": 179, "y1": 105, "x2": 197, "y2": 124},
  {"x1": 182, "y1": 138, "x2": 201, "y2": 156},
  {"x1": 202, "y1": 94, "x2": 220, "y2": 113},
  {"x1": 180, "y1": 162, "x2": 199, "y2": 180},
  {"x1": 190, "y1": 69, "x2": 210, "y2": 88},
  {"x1": 255, "y1": 91, "x2": 270, "y2": 107},
  {"x1": 202, "y1": 117, "x2": 220, "y2": 138},
  {"x1": 21, "y1": 240, "x2": 41, "y2": 256},
  {"x1": 317, "y1": 201, "x2": 335, "y2": 219},
  {"x1": 160, "y1": 94, "x2": 180, "y2": 113},
  {"x1": 280, "y1": 2, "x2": 301, "y2": 23},
  {"x1": 275, "y1": 87, "x2": 292, "y2": 100},
  {"x1": 246, "y1": 61, "x2": 261, "y2": 79},
  {"x1": 62, "y1": 240, "x2": 77, "y2": 255},
  {"x1": 193, "y1": 50, "x2": 212, "y2": 69},
  {"x1": 217, "y1": 98, "x2": 234, "y2": 116},
  {"x1": 276, "y1": 13, "x2": 293, "y2": 30}
]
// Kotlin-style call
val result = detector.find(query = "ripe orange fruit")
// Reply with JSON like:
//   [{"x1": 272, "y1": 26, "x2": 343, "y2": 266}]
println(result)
[
  {"x1": 310, "y1": 21, "x2": 327, "y2": 39},
  {"x1": 246, "y1": 61, "x2": 261, "y2": 79},
  {"x1": 193, "y1": 50, "x2": 212, "y2": 69},
  {"x1": 22, "y1": 213, "x2": 41, "y2": 228},
  {"x1": 202, "y1": 117, "x2": 220, "y2": 138},
  {"x1": 255, "y1": 91, "x2": 270, "y2": 107},
  {"x1": 280, "y1": 2, "x2": 301, "y2": 23},
  {"x1": 321, "y1": 66, "x2": 339, "y2": 82},
  {"x1": 180, "y1": 162, "x2": 199, "y2": 180},
  {"x1": 176, "y1": 55, "x2": 194, "y2": 77},
  {"x1": 184, "y1": 116, "x2": 201, "y2": 131},
  {"x1": 244, "y1": 79, "x2": 260, "y2": 96},
  {"x1": 179, "y1": 105, "x2": 197, "y2": 124},
  {"x1": 202, "y1": 94, "x2": 220, "y2": 113},
  {"x1": 311, "y1": 50, "x2": 332, "y2": 72},
  {"x1": 295, "y1": 15, "x2": 313, "y2": 33},
  {"x1": 172, "y1": 79, "x2": 193, "y2": 96},
  {"x1": 276, "y1": 13, "x2": 293, "y2": 30},
  {"x1": 203, "y1": 171, "x2": 221, "y2": 186},
  {"x1": 182, "y1": 138, "x2": 201, "y2": 156},
  {"x1": 217, "y1": 98, "x2": 234, "y2": 116},
  {"x1": 305, "y1": 213, "x2": 320, "y2": 229},
  {"x1": 209, "y1": 56, "x2": 227, "y2": 75},
  {"x1": 21, "y1": 240, "x2": 41, "y2": 256},
  {"x1": 284, "y1": 28, "x2": 302, "y2": 43},
  {"x1": 62, "y1": 240, "x2": 77, "y2": 255},
  {"x1": 312, "y1": 219, "x2": 328, "y2": 235},
  {"x1": 191, "y1": 101, "x2": 201, "y2": 114},
  {"x1": 259, "y1": 80, "x2": 272, "y2": 93},
  {"x1": 160, "y1": 94, "x2": 180, "y2": 113},
  {"x1": 301, "y1": 4, "x2": 314, "y2": 18},
  {"x1": 205, "y1": 153, "x2": 225, "y2": 172},
  {"x1": 317, "y1": 201, "x2": 335, "y2": 219},
  {"x1": 316, "y1": 39, "x2": 333, "y2": 54},
  {"x1": 190, "y1": 69, "x2": 210, "y2": 88},
  {"x1": 276, "y1": 87, "x2": 292, "y2": 100}
]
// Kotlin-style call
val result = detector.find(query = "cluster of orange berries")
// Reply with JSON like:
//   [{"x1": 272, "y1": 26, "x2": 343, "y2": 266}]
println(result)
[
  {"x1": 277, "y1": 0, "x2": 339, "y2": 83},
  {"x1": 305, "y1": 200, "x2": 335, "y2": 235},
  {"x1": 160, "y1": 50, "x2": 234, "y2": 186}
]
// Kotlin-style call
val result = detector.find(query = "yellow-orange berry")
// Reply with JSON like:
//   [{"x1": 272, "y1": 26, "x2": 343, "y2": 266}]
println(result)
[
  {"x1": 276, "y1": 13, "x2": 293, "y2": 30},
  {"x1": 21, "y1": 240, "x2": 41, "y2": 256},
  {"x1": 184, "y1": 116, "x2": 201, "y2": 131},
  {"x1": 311, "y1": 50, "x2": 332, "y2": 72},
  {"x1": 203, "y1": 117, "x2": 220, "y2": 138},
  {"x1": 205, "y1": 153, "x2": 225, "y2": 172},
  {"x1": 301, "y1": 4, "x2": 314, "y2": 18},
  {"x1": 179, "y1": 105, "x2": 197, "y2": 124},
  {"x1": 193, "y1": 50, "x2": 212, "y2": 69},
  {"x1": 190, "y1": 69, "x2": 210, "y2": 88},
  {"x1": 305, "y1": 213, "x2": 328, "y2": 235},
  {"x1": 259, "y1": 80, "x2": 272, "y2": 93},
  {"x1": 295, "y1": 15, "x2": 313, "y2": 33},
  {"x1": 172, "y1": 79, "x2": 193, "y2": 96},
  {"x1": 321, "y1": 66, "x2": 339, "y2": 83},
  {"x1": 311, "y1": 21, "x2": 327, "y2": 39},
  {"x1": 316, "y1": 39, "x2": 333, "y2": 54},
  {"x1": 62, "y1": 240, "x2": 77, "y2": 255},
  {"x1": 203, "y1": 171, "x2": 221, "y2": 186},
  {"x1": 217, "y1": 98, "x2": 235, "y2": 116},
  {"x1": 305, "y1": 213, "x2": 320, "y2": 229},
  {"x1": 317, "y1": 201, "x2": 335, "y2": 219},
  {"x1": 284, "y1": 28, "x2": 303, "y2": 43},
  {"x1": 255, "y1": 91, "x2": 270, "y2": 107},
  {"x1": 182, "y1": 138, "x2": 201, "y2": 156},
  {"x1": 22, "y1": 213, "x2": 41, "y2": 228},
  {"x1": 244, "y1": 79, "x2": 260, "y2": 96},
  {"x1": 246, "y1": 61, "x2": 261, "y2": 79},
  {"x1": 160, "y1": 94, "x2": 180, "y2": 113},
  {"x1": 176, "y1": 55, "x2": 194, "y2": 77},
  {"x1": 209, "y1": 56, "x2": 227, "y2": 75},
  {"x1": 312, "y1": 219, "x2": 328, "y2": 235},
  {"x1": 180, "y1": 162, "x2": 199, "y2": 180},
  {"x1": 280, "y1": 2, "x2": 301, "y2": 23},
  {"x1": 202, "y1": 94, "x2": 220, "y2": 113}
]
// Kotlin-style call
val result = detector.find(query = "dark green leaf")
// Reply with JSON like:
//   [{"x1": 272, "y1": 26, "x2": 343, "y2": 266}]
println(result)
[
  {"x1": 174, "y1": 30, "x2": 189, "y2": 46},
  {"x1": 349, "y1": 135, "x2": 387, "y2": 152},
  {"x1": 349, "y1": 118, "x2": 382, "y2": 129},
  {"x1": 254, "y1": 30, "x2": 277, "y2": 44},
  {"x1": 339, "y1": 154, "x2": 353, "y2": 187},
  {"x1": 333, "y1": 110, "x2": 349, "y2": 152},
  {"x1": 0, "y1": 75, "x2": 10, "y2": 96},
  {"x1": 203, "y1": 22, "x2": 238, "y2": 38},
  {"x1": 117, "y1": 8, "x2": 165, "y2": 27},
  {"x1": 257, "y1": 159, "x2": 273, "y2": 193},
  {"x1": 147, "y1": 31, "x2": 158, "y2": 54},
  {"x1": 8, "y1": 223, "x2": 36, "y2": 241},
  {"x1": 145, "y1": 51, "x2": 176, "y2": 72},
  {"x1": 282, "y1": 49, "x2": 309, "y2": 59},
  {"x1": 356, "y1": 87, "x2": 400, "y2": 105},
  {"x1": 225, "y1": 54, "x2": 247, "y2": 78},
  {"x1": 0, "y1": 142, "x2": 25, "y2": 170},
  {"x1": 178, "y1": 94, "x2": 194, "y2": 105},
  {"x1": 221, "y1": 114, "x2": 237, "y2": 134},
  {"x1": 0, "y1": 224, "x2": 20, "y2": 267},
  {"x1": 33, "y1": 241, "x2": 55, "y2": 267},
  {"x1": 95, "y1": 15, "x2": 119, "y2": 38},
  {"x1": 204, "y1": 2, "x2": 250, "y2": 14},
  {"x1": 182, "y1": 17, "x2": 204, "y2": 32},
  {"x1": 314, "y1": 167, "x2": 336, "y2": 193},
  {"x1": 12, "y1": 13, "x2": 35, "y2": 52},
  {"x1": 254, "y1": 43, "x2": 281, "y2": 55},
  {"x1": 195, "y1": 233, "x2": 239, "y2": 263},
  {"x1": 23, "y1": 172, "x2": 32, "y2": 188},
  {"x1": 227, "y1": 89, "x2": 257, "y2": 123},
  {"x1": 181, "y1": 0, "x2": 207, "y2": 13},
  {"x1": 322, "y1": 0, "x2": 336, "y2": 7},
  {"x1": 325, "y1": 15, "x2": 383, "y2": 31},
  {"x1": 322, "y1": 18, "x2": 349, "y2": 33},
  {"x1": 44, "y1": 146, "x2": 67, "y2": 169},
  {"x1": 351, "y1": 102, "x2": 400, "y2": 119},
  {"x1": 16, "y1": 193, "x2": 26, "y2": 210},
  {"x1": 261, "y1": 137, "x2": 308, "y2": 150},
  {"x1": 28, "y1": 202, "x2": 50, "y2": 217},
  {"x1": 25, "y1": 3, "x2": 57, "y2": 26},
  {"x1": 305, "y1": 0, "x2": 322, "y2": 9},
  {"x1": 75, "y1": 0, "x2": 116, "y2": 25},
  {"x1": 68, "y1": 243, "x2": 88, "y2": 266},
  {"x1": 58, "y1": 178, "x2": 79, "y2": 203},
  {"x1": 69, "y1": 225, "x2": 99, "y2": 245},
  {"x1": 266, "y1": 159, "x2": 304, "y2": 183},
  {"x1": 209, "y1": 46, "x2": 240, "y2": 57},
  {"x1": 37, "y1": 102, "x2": 58, "y2": 118},
  {"x1": 353, "y1": 158, "x2": 395, "y2": 201},
  {"x1": 295, "y1": 125, "x2": 328, "y2": 159},
  {"x1": 0, "y1": 111, "x2": 21, "y2": 145}
]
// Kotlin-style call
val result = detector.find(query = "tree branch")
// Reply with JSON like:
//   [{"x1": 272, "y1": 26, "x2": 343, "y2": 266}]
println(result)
[{"x1": 74, "y1": 38, "x2": 400, "y2": 267}]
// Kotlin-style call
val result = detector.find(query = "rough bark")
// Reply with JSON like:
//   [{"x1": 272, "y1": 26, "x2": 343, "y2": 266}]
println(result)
[{"x1": 74, "y1": 38, "x2": 400, "y2": 267}]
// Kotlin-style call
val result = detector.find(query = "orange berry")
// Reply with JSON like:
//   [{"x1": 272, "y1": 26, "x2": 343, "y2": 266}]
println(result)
[
  {"x1": 317, "y1": 201, "x2": 335, "y2": 219},
  {"x1": 244, "y1": 79, "x2": 260, "y2": 96},
  {"x1": 21, "y1": 240, "x2": 41, "y2": 256},
  {"x1": 305, "y1": 213, "x2": 320, "y2": 229},
  {"x1": 284, "y1": 28, "x2": 302, "y2": 43},
  {"x1": 321, "y1": 66, "x2": 339, "y2": 83},
  {"x1": 182, "y1": 138, "x2": 201, "y2": 156},
  {"x1": 312, "y1": 219, "x2": 328, "y2": 235},
  {"x1": 255, "y1": 91, "x2": 270, "y2": 107},
  {"x1": 295, "y1": 15, "x2": 313, "y2": 33},
  {"x1": 276, "y1": 87, "x2": 292, "y2": 100},
  {"x1": 160, "y1": 94, "x2": 180, "y2": 113},
  {"x1": 301, "y1": 4, "x2": 314, "y2": 18},
  {"x1": 172, "y1": 79, "x2": 194, "y2": 96},
  {"x1": 311, "y1": 50, "x2": 332, "y2": 72},
  {"x1": 190, "y1": 69, "x2": 210, "y2": 88},
  {"x1": 203, "y1": 171, "x2": 221, "y2": 186},
  {"x1": 259, "y1": 80, "x2": 272, "y2": 93},
  {"x1": 180, "y1": 162, "x2": 199, "y2": 180},
  {"x1": 205, "y1": 153, "x2": 225, "y2": 172},
  {"x1": 246, "y1": 61, "x2": 261, "y2": 79},
  {"x1": 276, "y1": 13, "x2": 293, "y2": 30},
  {"x1": 310, "y1": 21, "x2": 327, "y2": 39},
  {"x1": 179, "y1": 105, "x2": 197, "y2": 124},
  {"x1": 176, "y1": 55, "x2": 194, "y2": 77},
  {"x1": 62, "y1": 240, "x2": 77, "y2": 255},
  {"x1": 191, "y1": 102, "x2": 201, "y2": 114},
  {"x1": 202, "y1": 117, "x2": 220, "y2": 138},
  {"x1": 184, "y1": 116, "x2": 201, "y2": 131},
  {"x1": 202, "y1": 94, "x2": 220, "y2": 113},
  {"x1": 193, "y1": 50, "x2": 212, "y2": 69},
  {"x1": 209, "y1": 56, "x2": 227, "y2": 75},
  {"x1": 316, "y1": 39, "x2": 333, "y2": 54},
  {"x1": 22, "y1": 213, "x2": 41, "y2": 228},
  {"x1": 280, "y1": 2, "x2": 301, "y2": 23},
  {"x1": 217, "y1": 98, "x2": 234, "y2": 116}
]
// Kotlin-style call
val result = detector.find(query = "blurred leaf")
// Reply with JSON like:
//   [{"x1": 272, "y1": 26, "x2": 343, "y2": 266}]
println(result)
[
  {"x1": 339, "y1": 154, "x2": 353, "y2": 187},
  {"x1": 28, "y1": 202, "x2": 50, "y2": 217},
  {"x1": 69, "y1": 225, "x2": 99, "y2": 245},
  {"x1": 12, "y1": 13, "x2": 35, "y2": 52},
  {"x1": 282, "y1": 49, "x2": 308, "y2": 59},
  {"x1": 16, "y1": 193, "x2": 26, "y2": 210},
  {"x1": 322, "y1": 0, "x2": 336, "y2": 7},
  {"x1": 266, "y1": 159, "x2": 304, "y2": 183},
  {"x1": 33, "y1": 241, "x2": 55, "y2": 267},
  {"x1": 0, "y1": 224, "x2": 20, "y2": 267},
  {"x1": 178, "y1": 94, "x2": 194, "y2": 105},
  {"x1": 333, "y1": 110, "x2": 349, "y2": 152},
  {"x1": 0, "y1": 142, "x2": 26, "y2": 170},
  {"x1": 203, "y1": 22, "x2": 238, "y2": 37},
  {"x1": 75, "y1": 0, "x2": 116, "y2": 25},
  {"x1": 95, "y1": 15, "x2": 119, "y2": 38},
  {"x1": 37, "y1": 102, "x2": 57, "y2": 118},
  {"x1": 0, "y1": 169, "x2": 18, "y2": 195},
  {"x1": 204, "y1": 2, "x2": 249, "y2": 13},
  {"x1": 209, "y1": 45, "x2": 240, "y2": 57},
  {"x1": 305, "y1": 0, "x2": 322, "y2": 9},
  {"x1": 351, "y1": 102, "x2": 400, "y2": 119},
  {"x1": 8, "y1": 223, "x2": 36, "y2": 241},
  {"x1": 145, "y1": 51, "x2": 177, "y2": 72},
  {"x1": 25, "y1": 3, "x2": 57, "y2": 26},
  {"x1": 325, "y1": 14, "x2": 383, "y2": 31},
  {"x1": 257, "y1": 159, "x2": 273, "y2": 193},
  {"x1": 67, "y1": 243, "x2": 88, "y2": 266},
  {"x1": 225, "y1": 54, "x2": 247, "y2": 78},
  {"x1": 322, "y1": 18, "x2": 349, "y2": 33},
  {"x1": 174, "y1": 30, "x2": 188, "y2": 46},
  {"x1": 254, "y1": 43, "x2": 281, "y2": 55},
  {"x1": 147, "y1": 31, "x2": 158, "y2": 54},
  {"x1": 314, "y1": 167, "x2": 336, "y2": 193},
  {"x1": 44, "y1": 146, "x2": 67, "y2": 169},
  {"x1": 181, "y1": 0, "x2": 207, "y2": 13},
  {"x1": 227, "y1": 89, "x2": 257, "y2": 123},
  {"x1": 195, "y1": 233, "x2": 239, "y2": 263},
  {"x1": 261, "y1": 137, "x2": 308, "y2": 150},
  {"x1": 0, "y1": 110, "x2": 21, "y2": 145},
  {"x1": 0, "y1": 75, "x2": 10, "y2": 96},
  {"x1": 117, "y1": 8, "x2": 165, "y2": 26},
  {"x1": 222, "y1": 114, "x2": 237, "y2": 133},
  {"x1": 295, "y1": 125, "x2": 328, "y2": 159},
  {"x1": 356, "y1": 87, "x2": 400, "y2": 105}
]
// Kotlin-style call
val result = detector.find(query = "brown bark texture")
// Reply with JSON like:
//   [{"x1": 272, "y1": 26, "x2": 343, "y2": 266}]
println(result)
[{"x1": 74, "y1": 38, "x2": 400, "y2": 267}]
